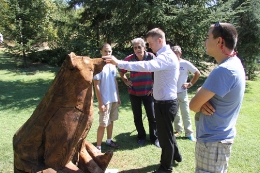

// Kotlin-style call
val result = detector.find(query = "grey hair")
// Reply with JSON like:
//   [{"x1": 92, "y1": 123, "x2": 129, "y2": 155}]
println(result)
[
  {"x1": 171, "y1": 45, "x2": 182, "y2": 53},
  {"x1": 131, "y1": 38, "x2": 146, "y2": 47}
]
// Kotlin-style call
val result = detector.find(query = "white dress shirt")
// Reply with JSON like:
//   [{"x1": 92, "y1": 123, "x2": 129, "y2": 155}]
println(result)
[{"x1": 117, "y1": 45, "x2": 179, "y2": 100}]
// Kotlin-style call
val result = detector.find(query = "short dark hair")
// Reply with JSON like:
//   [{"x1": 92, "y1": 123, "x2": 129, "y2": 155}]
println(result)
[
  {"x1": 211, "y1": 22, "x2": 238, "y2": 50},
  {"x1": 100, "y1": 43, "x2": 111, "y2": 50}
]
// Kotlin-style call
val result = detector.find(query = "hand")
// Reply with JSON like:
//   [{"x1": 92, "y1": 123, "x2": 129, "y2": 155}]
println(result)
[
  {"x1": 147, "y1": 89, "x2": 153, "y2": 96},
  {"x1": 181, "y1": 83, "x2": 189, "y2": 89},
  {"x1": 102, "y1": 55, "x2": 119, "y2": 65},
  {"x1": 125, "y1": 80, "x2": 132, "y2": 88},
  {"x1": 200, "y1": 101, "x2": 215, "y2": 116},
  {"x1": 99, "y1": 104, "x2": 107, "y2": 112}
]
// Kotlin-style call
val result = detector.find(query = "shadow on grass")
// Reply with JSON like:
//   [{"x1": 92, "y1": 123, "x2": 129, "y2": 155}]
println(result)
[
  {"x1": 119, "y1": 164, "x2": 159, "y2": 173},
  {"x1": 0, "y1": 51, "x2": 61, "y2": 112},
  {"x1": 103, "y1": 132, "x2": 183, "y2": 172},
  {"x1": 0, "y1": 79, "x2": 54, "y2": 111},
  {"x1": 119, "y1": 160, "x2": 181, "y2": 173},
  {"x1": 0, "y1": 51, "x2": 59, "y2": 75}
]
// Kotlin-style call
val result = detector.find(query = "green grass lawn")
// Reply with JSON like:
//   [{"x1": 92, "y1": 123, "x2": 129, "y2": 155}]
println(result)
[{"x1": 0, "y1": 49, "x2": 260, "y2": 173}]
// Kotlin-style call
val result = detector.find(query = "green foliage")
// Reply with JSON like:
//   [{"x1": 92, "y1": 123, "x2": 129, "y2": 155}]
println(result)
[
  {"x1": 232, "y1": 0, "x2": 260, "y2": 80},
  {"x1": 67, "y1": 0, "x2": 260, "y2": 76},
  {"x1": 1, "y1": 0, "x2": 259, "y2": 78},
  {"x1": 3, "y1": 0, "x2": 58, "y2": 66},
  {"x1": 27, "y1": 48, "x2": 68, "y2": 66},
  {"x1": 0, "y1": 0, "x2": 10, "y2": 32}
]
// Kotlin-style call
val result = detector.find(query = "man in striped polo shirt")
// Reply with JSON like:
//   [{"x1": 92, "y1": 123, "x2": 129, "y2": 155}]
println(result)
[{"x1": 119, "y1": 38, "x2": 159, "y2": 147}]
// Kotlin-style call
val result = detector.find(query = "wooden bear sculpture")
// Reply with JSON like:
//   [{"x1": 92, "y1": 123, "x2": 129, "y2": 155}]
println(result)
[{"x1": 13, "y1": 52, "x2": 113, "y2": 173}]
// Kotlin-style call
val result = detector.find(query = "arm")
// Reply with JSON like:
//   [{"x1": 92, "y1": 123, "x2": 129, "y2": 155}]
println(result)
[
  {"x1": 93, "y1": 80, "x2": 106, "y2": 112},
  {"x1": 182, "y1": 70, "x2": 201, "y2": 89},
  {"x1": 103, "y1": 55, "x2": 171, "y2": 72},
  {"x1": 103, "y1": 55, "x2": 119, "y2": 65},
  {"x1": 189, "y1": 71, "x2": 201, "y2": 87},
  {"x1": 114, "y1": 77, "x2": 121, "y2": 105},
  {"x1": 119, "y1": 71, "x2": 132, "y2": 87},
  {"x1": 189, "y1": 87, "x2": 215, "y2": 115}
]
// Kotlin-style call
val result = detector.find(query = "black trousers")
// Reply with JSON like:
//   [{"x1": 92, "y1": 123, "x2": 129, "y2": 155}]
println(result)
[
  {"x1": 154, "y1": 99, "x2": 181, "y2": 173},
  {"x1": 129, "y1": 94, "x2": 157, "y2": 142}
]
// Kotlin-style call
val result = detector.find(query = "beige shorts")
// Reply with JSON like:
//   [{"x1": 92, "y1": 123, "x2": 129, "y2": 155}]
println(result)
[{"x1": 99, "y1": 102, "x2": 119, "y2": 127}]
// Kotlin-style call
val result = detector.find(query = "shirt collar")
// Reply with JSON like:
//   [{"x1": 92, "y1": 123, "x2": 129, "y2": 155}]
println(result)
[
  {"x1": 156, "y1": 45, "x2": 170, "y2": 56},
  {"x1": 134, "y1": 51, "x2": 148, "y2": 60}
]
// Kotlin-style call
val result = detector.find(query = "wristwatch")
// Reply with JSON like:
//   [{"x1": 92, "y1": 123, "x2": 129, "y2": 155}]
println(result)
[{"x1": 189, "y1": 82, "x2": 193, "y2": 87}]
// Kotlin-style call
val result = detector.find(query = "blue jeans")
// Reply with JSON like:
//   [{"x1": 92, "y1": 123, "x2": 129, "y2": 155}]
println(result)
[{"x1": 129, "y1": 94, "x2": 158, "y2": 142}]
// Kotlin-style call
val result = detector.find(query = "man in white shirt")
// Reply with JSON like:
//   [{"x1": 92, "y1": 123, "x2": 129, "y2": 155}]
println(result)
[
  {"x1": 104, "y1": 28, "x2": 182, "y2": 173},
  {"x1": 93, "y1": 43, "x2": 121, "y2": 152},
  {"x1": 171, "y1": 45, "x2": 200, "y2": 141}
]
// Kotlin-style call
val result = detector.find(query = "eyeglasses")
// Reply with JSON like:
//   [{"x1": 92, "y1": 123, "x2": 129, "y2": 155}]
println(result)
[
  {"x1": 214, "y1": 22, "x2": 223, "y2": 37},
  {"x1": 133, "y1": 46, "x2": 143, "y2": 50},
  {"x1": 214, "y1": 22, "x2": 221, "y2": 27}
]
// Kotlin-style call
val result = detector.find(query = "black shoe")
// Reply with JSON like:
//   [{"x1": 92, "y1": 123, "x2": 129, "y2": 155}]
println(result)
[
  {"x1": 137, "y1": 139, "x2": 145, "y2": 146},
  {"x1": 174, "y1": 153, "x2": 182, "y2": 163},
  {"x1": 154, "y1": 139, "x2": 160, "y2": 148},
  {"x1": 106, "y1": 140, "x2": 120, "y2": 149}
]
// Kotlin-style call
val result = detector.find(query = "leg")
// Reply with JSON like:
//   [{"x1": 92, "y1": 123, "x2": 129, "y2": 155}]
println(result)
[
  {"x1": 178, "y1": 91, "x2": 193, "y2": 137},
  {"x1": 97, "y1": 126, "x2": 105, "y2": 147},
  {"x1": 173, "y1": 103, "x2": 183, "y2": 134},
  {"x1": 129, "y1": 94, "x2": 146, "y2": 140},
  {"x1": 106, "y1": 121, "x2": 113, "y2": 140},
  {"x1": 106, "y1": 102, "x2": 119, "y2": 148},
  {"x1": 142, "y1": 95, "x2": 157, "y2": 142},
  {"x1": 97, "y1": 105, "x2": 111, "y2": 147},
  {"x1": 154, "y1": 99, "x2": 181, "y2": 173},
  {"x1": 107, "y1": 102, "x2": 119, "y2": 140}
]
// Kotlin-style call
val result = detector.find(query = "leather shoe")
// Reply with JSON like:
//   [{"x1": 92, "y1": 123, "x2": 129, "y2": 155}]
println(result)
[
  {"x1": 154, "y1": 139, "x2": 160, "y2": 148},
  {"x1": 137, "y1": 139, "x2": 145, "y2": 146},
  {"x1": 174, "y1": 153, "x2": 182, "y2": 162}
]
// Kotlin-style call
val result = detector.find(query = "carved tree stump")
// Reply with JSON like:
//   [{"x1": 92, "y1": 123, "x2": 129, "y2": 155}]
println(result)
[{"x1": 13, "y1": 52, "x2": 113, "y2": 173}]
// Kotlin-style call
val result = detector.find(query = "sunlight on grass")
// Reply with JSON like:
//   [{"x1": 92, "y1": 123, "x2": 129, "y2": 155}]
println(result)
[{"x1": 1, "y1": 50, "x2": 260, "y2": 173}]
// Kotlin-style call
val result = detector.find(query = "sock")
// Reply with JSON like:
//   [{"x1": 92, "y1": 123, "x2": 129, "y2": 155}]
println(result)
[
  {"x1": 96, "y1": 146, "x2": 101, "y2": 150},
  {"x1": 106, "y1": 139, "x2": 111, "y2": 144}
]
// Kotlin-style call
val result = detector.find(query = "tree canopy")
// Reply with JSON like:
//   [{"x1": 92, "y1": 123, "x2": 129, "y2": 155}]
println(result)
[{"x1": 1, "y1": 0, "x2": 259, "y2": 79}]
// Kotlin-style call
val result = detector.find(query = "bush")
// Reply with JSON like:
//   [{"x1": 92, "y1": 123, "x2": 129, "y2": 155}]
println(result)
[{"x1": 28, "y1": 48, "x2": 68, "y2": 66}]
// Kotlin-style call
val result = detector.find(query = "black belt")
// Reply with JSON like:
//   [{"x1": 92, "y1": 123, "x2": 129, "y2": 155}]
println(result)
[{"x1": 154, "y1": 99, "x2": 176, "y2": 104}]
